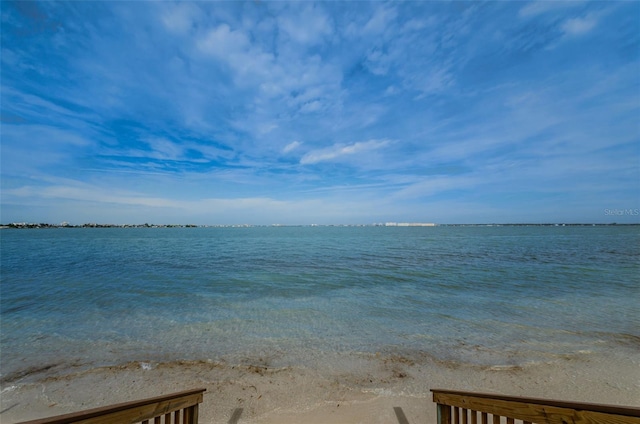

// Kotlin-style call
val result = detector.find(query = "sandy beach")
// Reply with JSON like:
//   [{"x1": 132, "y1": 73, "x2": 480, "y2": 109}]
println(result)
[{"x1": 2, "y1": 348, "x2": 638, "y2": 424}]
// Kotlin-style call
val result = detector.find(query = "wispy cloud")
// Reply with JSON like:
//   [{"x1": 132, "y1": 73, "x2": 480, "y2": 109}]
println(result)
[
  {"x1": 362, "y1": 5, "x2": 398, "y2": 36},
  {"x1": 1, "y1": 1, "x2": 638, "y2": 224},
  {"x1": 277, "y1": 3, "x2": 333, "y2": 46},
  {"x1": 300, "y1": 139, "x2": 391, "y2": 165},
  {"x1": 283, "y1": 141, "x2": 302, "y2": 154},
  {"x1": 519, "y1": 1, "x2": 585, "y2": 18},
  {"x1": 561, "y1": 15, "x2": 598, "y2": 37}
]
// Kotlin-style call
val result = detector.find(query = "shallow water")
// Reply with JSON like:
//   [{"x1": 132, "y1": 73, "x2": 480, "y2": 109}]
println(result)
[{"x1": 1, "y1": 226, "x2": 639, "y2": 382}]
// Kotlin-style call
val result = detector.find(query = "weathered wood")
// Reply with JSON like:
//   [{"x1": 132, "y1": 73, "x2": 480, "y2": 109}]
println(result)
[
  {"x1": 481, "y1": 411, "x2": 488, "y2": 424},
  {"x1": 438, "y1": 403, "x2": 452, "y2": 424},
  {"x1": 17, "y1": 388, "x2": 205, "y2": 424},
  {"x1": 492, "y1": 414, "x2": 500, "y2": 424},
  {"x1": 183, "y1": 405, "x2": 196, "y2": 424},
  {"x1": 432, "y1": 389, "x2": 640, "y2": 424},
  {"x1": 189, "y1": 405, "x2": 199, "y2": 424}
]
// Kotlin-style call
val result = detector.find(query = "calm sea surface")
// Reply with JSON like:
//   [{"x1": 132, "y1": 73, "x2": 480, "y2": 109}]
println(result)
[{"x1": 1, "y1": 226, "x2": 638, "y2": 380}]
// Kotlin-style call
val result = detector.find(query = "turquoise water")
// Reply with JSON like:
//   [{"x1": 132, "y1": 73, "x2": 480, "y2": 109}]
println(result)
[{"x1": 1, "y1": 226, "x2": 639, "y2": 380}]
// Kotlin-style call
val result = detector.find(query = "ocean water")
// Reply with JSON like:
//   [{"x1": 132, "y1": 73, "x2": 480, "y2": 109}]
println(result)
[{"x1": 1, "y1": 226, "x2": 639, "y2": 382}]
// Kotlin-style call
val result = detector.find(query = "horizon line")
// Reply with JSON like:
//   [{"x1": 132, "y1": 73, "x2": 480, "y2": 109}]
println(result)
[{"x1": 3, "y1": 222, "x2": 639, "y2": 228}]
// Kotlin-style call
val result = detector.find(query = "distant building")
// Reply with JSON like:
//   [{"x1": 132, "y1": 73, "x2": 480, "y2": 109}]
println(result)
[{"x1": 384, "y1": 222, "x2": 436, "y2": 227}]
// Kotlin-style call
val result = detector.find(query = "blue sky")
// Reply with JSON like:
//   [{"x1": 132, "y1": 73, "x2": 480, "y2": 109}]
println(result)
[{"x1": 1, "y1": 1, "x2": 638, "y2": 225}]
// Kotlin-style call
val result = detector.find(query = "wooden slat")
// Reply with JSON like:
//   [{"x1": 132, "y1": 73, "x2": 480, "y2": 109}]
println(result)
[
  {"x1": 471, "y1": 410, "x2": 477, "y2": 424},
  {"x1": 454, "y1": 407, "x2": 460, "y2": 424},
  {"x1": 463, "y1": 408, "x2": 468, "y2": 424},
  {"x1": 481, "y1": 412, "x2": 488, "y2": 424},
  {"x1": 187, "y1": 405, "x2": 198, "y2": 424},
  {"x1": 191, "y1": 405, "x2": 199, "y2": 424},
  {"x1": 183, "y1": 406, "x2": 193, "y2": 424},
  {"x1": 74, "y1": 395, "x2": 198, "y2": 424},
  {"x1": 17, "y1": 388, "x2": 205, "y2": 424},
  {"x1": 506, "y1": 418, "x2": 514, "y2": 424},
  {"x1": 438, "y1": 403, "x2": 452, "y2": 424},
  {"x1": 153, "y1": 417, "x2": 161, "y2": 424},
  {"x1": 493, "y1": 414, "x2": 501, "y2": 424},
  {"x1": 432, "y1": 390, "x2": 640, "y2": 424},
  {"x1": 432, "y1": 390, "x2": 640, "y2": 418},
  {"x1": 164, "y1": 412, "x2": 172, "y2": 424},
  {"x1": 182, "y1": 408, "x2": 189, "y2": 424}
]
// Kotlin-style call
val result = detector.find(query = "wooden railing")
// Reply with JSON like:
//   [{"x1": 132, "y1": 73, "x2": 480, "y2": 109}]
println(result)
[
  {"x1": 17, "y1": 388, "x2": 206, "y2": 424},
  {"x1": 432, "y1": 389, "x2": 640, "y2": 424}
]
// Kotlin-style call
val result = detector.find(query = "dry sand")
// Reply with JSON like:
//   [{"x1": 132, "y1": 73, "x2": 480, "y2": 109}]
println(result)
[{"x1": 1, "y1": 349, "x2": 638, "y2": 424}]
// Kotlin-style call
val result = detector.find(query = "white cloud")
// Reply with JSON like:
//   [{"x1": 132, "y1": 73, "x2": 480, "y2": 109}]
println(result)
[
  {"x1": 2, "y1": 87, "x2": 94, "y2": 125},
  {"x1": 197, "y1": 24, "x2": 249, "y2": 58},
  {"x1": 519, "y1": 1, "x2": 584, "y2": 18},
  {"x1": 3, "y1": 1, "x2": 637, "y2": 225},
  {"x1": 160, "y1": 3, "x2": 198, "y2": 34},
  {"x1": 365, "y1": 48, "x2": 392, "y2": 76},
  {"x1": 393, "y1": 175, "x2": 477, "y2": 200},
  {"x1": 363, "y1": 6, "x2": 398, "y2": 35},
  {"x1": 191, "y1": 12, "x2": 343, "y2": 145},
  {"x1": 300, "y1": 139, "x2": 390, "y2": 165},
  {"x1": 384, "y1": 85, "x2": 399, "y2": 96},
  {"x1": 283, "y1": 141, "x2": 302, "y2": 153},
  {"x1": 4, "y1": 184, "x2": 179, "y2": 209},
  {"x1": 144, "y1": 137, "x2": 185, "y2": 161},
  {"x1": 562, "y1": 15, "x2": 597, "y2": 36},
  {"x1": 402, "y1": 18, "x2": 429, "y2": 32},
  {"x1": 404, "y1": 66, "x2": 454, "y2": 97},
  {"x1": 277, "y1": 4, "x2": 332, "y2": 45},
  {"x1": 258, "y1": 123, "x2": 278, "y2": 135},
  {"x1": 2, "y1": 180, "x2": 391, "y2": 225},
  {"x1": 197, "y1": 23, "x2": 275, "y2": 84},
  {"x1": 299, "y1": 100, "x2": 322, "y2": 113},
  {"x1": 1, "y1": 124, "x2": 94, "y2": 176}
]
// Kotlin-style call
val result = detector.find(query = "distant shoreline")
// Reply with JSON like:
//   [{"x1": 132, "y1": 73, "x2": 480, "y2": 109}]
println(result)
[{"x1": 2, "y1": 222, "x2": 639, "y2": 229}]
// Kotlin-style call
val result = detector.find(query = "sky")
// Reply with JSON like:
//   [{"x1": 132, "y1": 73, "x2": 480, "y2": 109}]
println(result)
[{"x1": 1, "y1": 1, "x2": 639, "y2": 225}]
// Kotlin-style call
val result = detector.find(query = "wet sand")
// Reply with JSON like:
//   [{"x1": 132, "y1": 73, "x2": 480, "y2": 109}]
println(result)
[{"x1": 1, "y1": 350, "x2": 638, "y2": 424}]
